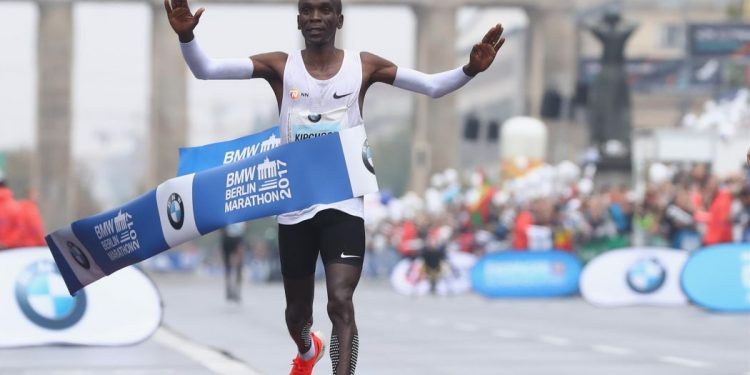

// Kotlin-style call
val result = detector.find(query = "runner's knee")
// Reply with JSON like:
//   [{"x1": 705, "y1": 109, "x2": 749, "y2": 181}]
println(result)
[{"x1": 326, "y1": 292, "x2": 354, "y2": 324}]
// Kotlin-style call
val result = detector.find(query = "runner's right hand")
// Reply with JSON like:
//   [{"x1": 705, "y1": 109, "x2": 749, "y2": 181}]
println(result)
[{"x1": 164, "y1": 0, "x2": 205, "y2": 42}]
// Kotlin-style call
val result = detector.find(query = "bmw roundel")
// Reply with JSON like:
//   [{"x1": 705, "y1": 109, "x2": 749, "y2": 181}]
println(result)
[
  {"x1": 167, "y1": 193, "x2": 184, "y2": 230},
  {"x1": 307, "y1": 113, "x2": 322, "y2": 123},
  {"x1": 66, "y1": 241, "x2": 90, "y2": 270},
  {"x1": 361, "y1": 139, "x2": 375, "y2": 174},
  {"x1": 626, "y1": 257, "x2": 666, "y2": 294},
  {"x1": 15, "y1": 260, "x2": 87, "y2": 330}
]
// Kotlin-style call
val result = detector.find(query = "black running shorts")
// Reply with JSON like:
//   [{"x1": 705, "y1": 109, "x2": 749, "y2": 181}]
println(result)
[{"x1": 278, "y1": 209, "x2": 365, "y2": 278}]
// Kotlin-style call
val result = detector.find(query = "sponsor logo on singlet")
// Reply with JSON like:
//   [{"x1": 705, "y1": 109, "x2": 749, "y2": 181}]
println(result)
[{"x1": 290, "y1": 89, "x2": 309, "y2": 100}]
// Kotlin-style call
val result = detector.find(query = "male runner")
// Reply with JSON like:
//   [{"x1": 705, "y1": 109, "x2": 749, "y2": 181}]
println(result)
[{"x1": 164, "y1": 0, "x2": 504, "y2": 373}]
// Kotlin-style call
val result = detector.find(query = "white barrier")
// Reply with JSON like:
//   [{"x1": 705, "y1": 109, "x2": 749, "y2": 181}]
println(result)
[{"x1": 0, "y1": 247, "x2": 162, "y2": 347}]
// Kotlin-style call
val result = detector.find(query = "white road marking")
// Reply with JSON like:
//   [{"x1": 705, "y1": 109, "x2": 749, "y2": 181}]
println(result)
[
  {"x1": 658, "y1": 356, "x2": 711, "y2": 368},
  {"x1": 153, "y1": 327, "x2": 262, "y2": 375},
  {"x1": 591, "y1": 344, "x2": 633, "y2": 356},
  {"x1": 454, "y1": 322, "x2": 479, "y2": 332},
  {"x1": 492, "y1": 329, "x2": 522, "y2": 339},
  {"x1": 537, "y1": 335, "x2": 571, "y2": 346}
]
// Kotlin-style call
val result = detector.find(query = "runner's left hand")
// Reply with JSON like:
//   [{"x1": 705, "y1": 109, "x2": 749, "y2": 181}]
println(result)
[{"x1": 464, "y1": 24, "x2": 505, "y2": 77}]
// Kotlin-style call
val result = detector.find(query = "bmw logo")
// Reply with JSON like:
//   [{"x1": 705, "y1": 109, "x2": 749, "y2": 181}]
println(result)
[
  {"x1": 307, "y1": 113, "x2": 322, "y2": 123},
  {"x1": 67, "y1": 241, "x2": 90, "y2": 270},
  {"x1": 626, "y1": 257, "x2": 666, "y2": 294},
  {"x1": 15, "y1": 260, "x2": 87, "y2": 330},
  {"x1": 361, "y1": 139, "x2": 375, "y2": 174},
  {"x1": 167, "y1": 193, "x2": 184, "y2": 230}
]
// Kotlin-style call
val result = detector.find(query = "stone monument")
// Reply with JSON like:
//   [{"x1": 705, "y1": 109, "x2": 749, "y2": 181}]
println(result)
[{"x1": 586, "y1": 8, "x2": 638, "y2": 175}]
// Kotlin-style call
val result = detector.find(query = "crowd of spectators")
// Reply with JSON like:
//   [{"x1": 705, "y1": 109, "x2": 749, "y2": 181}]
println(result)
[
  {"x1": 4, "y1": 159, "x2": 748, "y2": 282},
  {"x1": 360, "y1": 161, "x2": 750, "y2": 276}
]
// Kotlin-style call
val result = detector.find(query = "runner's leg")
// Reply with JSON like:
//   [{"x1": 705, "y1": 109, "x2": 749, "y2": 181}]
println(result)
[
  {"x1": 325, "y1": 263, "x2": 362, "y2": 374},
  {"x1": 279, "y1": 220, "x2": 320, "y2": 353},
  {"x1": 318, "y1": 210, "x2": 365, "y2": 374},
  {"x1": 283, "y1": 275, "x2": 315, "y2": 352}
]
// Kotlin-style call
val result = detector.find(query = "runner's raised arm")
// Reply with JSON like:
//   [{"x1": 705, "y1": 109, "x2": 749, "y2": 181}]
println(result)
[{"x1": 361, "y1": 24, "x2": 506, "y2": 99}]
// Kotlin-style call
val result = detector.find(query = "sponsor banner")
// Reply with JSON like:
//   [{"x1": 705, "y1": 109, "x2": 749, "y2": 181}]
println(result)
[
  {"x1": 682, "y1": 244, "x2": 750, "y2": 312},
  {"x1": 156, "y1": 174, "x2": 200, "y2": 247},
  {"x1": 340, "y1": 128, "x2": 377, "y2": 197},
  {"x1": 190, "y1": 125, "x2": 376, "y2": 233},
  {"x1": 471, "y1": 251, "x2": 581, "y2": 298},
  {"x1": 579, "y1": 58, "x2": 683, "y2": 92},
  {"x1": 49, "y1": 190, "x2": 166, "y2": 284},
  {"x1": 177, "y1": 126, "x2": 281, "y2": 176},
  {"x1": 580, "y1": 247, "x2": 688, "y2": 307},
  {"x1": 688, "y1": 24, "x2": 750, "y2": 58},
  {"x1": 390, "y1": 251, "x2": 477, "y2": 296},
  {"x1": 47, "y1": 126, "x2": 378, "y2": 294},
  {"x1": 46, "y1": 224, "x2": 107, "y2": 293},
  {"x1": 0, "y1": 248, "x2": 161, "y2": 347}
]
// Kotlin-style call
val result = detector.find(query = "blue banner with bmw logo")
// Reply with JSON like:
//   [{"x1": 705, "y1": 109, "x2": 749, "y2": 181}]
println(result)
[
  {"x1": 176, "y1": 126, "x2": 281, "y2": 176},
  {"x1": 46, "y1": 126, "x2": 378, "y2": 295},
  {"x1": 471, "y1": 251, "x2": 582, "y2": 298},
  {"x1": 682, "y1": 244, "x2": 750, "y2": 312}
]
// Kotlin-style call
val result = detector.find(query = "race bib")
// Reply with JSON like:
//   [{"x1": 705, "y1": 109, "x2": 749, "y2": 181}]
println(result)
[{"x1": 288, "y1": 106, "x2": 348, "y2": 143}]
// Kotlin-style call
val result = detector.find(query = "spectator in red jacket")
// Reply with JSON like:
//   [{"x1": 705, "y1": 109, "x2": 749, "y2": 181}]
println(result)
[
  {"x1": 512, "y1": 208, "x2": 533, "y2": 250},
  {"x1": 16, "y1": 189, "x2": 46, "y2": 247},
  {"x1": 0, "y1": 177, "x2": 21, "y2": 249},
  {"x1": 703, "y1": 177, "x2": 733, "y2": 245}
]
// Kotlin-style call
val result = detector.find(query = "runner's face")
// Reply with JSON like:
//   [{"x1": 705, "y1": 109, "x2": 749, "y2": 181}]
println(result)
[{"x1": 298, "y1": 0, "x2": 342, "y2": 46}]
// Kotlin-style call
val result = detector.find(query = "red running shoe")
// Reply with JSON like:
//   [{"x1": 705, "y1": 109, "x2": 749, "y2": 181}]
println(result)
[{"x1": 289, "y1": 331, "x2": 326, "y2": 375}]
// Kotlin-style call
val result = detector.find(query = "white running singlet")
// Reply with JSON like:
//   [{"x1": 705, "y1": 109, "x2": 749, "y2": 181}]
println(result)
[{"x1": 277, "y1": 50, "x2": 365, "y2": 225}]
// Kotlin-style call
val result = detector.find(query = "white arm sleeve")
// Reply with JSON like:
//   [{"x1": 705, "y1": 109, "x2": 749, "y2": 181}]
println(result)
[
  {"x1": 392, "y1": 66, "x2": 472, "y2": 98},
  {"x1": 179, "y1": 38, "x2": 254, "y2": 80}
]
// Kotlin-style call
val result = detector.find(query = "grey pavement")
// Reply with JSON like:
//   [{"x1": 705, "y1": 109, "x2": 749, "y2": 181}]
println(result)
[
  {"x1": 0, "y1": 338, "x2": 213, "y2": 375},
  {"x1": 2, "y1": 272, "x2": 750, "y2": 375},
  {"x1": 155, "y1": 273, "x2": 750, "y2": 375}
]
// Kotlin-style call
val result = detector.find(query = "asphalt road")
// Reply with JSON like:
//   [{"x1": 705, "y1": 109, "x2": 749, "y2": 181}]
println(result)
[{"x1": 2, "y1": 273, "x2": 749, "y2": 375}]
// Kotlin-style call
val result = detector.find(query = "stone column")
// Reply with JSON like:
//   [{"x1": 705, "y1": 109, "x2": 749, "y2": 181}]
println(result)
[
  {"x1": 36, "y1": 1, "x2": 74, "y2": 230},
  {"x1": 526, "y1": 8, "x2": 578, "y2": 117},
  {"x1": 408, "y1": 3, "x2": 457, "y2": 193},
  {"x1": 149, "y1": 2, "x2": 188, "y2": 187}
]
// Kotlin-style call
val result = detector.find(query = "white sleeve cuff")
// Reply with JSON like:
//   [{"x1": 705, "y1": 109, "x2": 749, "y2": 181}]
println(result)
[
  {"x1": 180, "y1": 38, "x2": 254, "y2": 80},
  {"x1": 392, "y1": 66, "x2": 472, "y2": 98}
]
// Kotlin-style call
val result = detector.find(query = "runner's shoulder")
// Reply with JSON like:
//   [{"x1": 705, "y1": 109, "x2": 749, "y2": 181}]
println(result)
[
  {"x1": 359, "y1": 51, "x2": 394, "y2": 68},
  {"x1": 250, "y1": 52, "x2": 289, "y2": 79},
  {"x1": 360, "y1": 52, "x2": 397, "y2": 84},
  {"x1": 251, "y1": 51, "x2": 289, "y2": 66}
]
